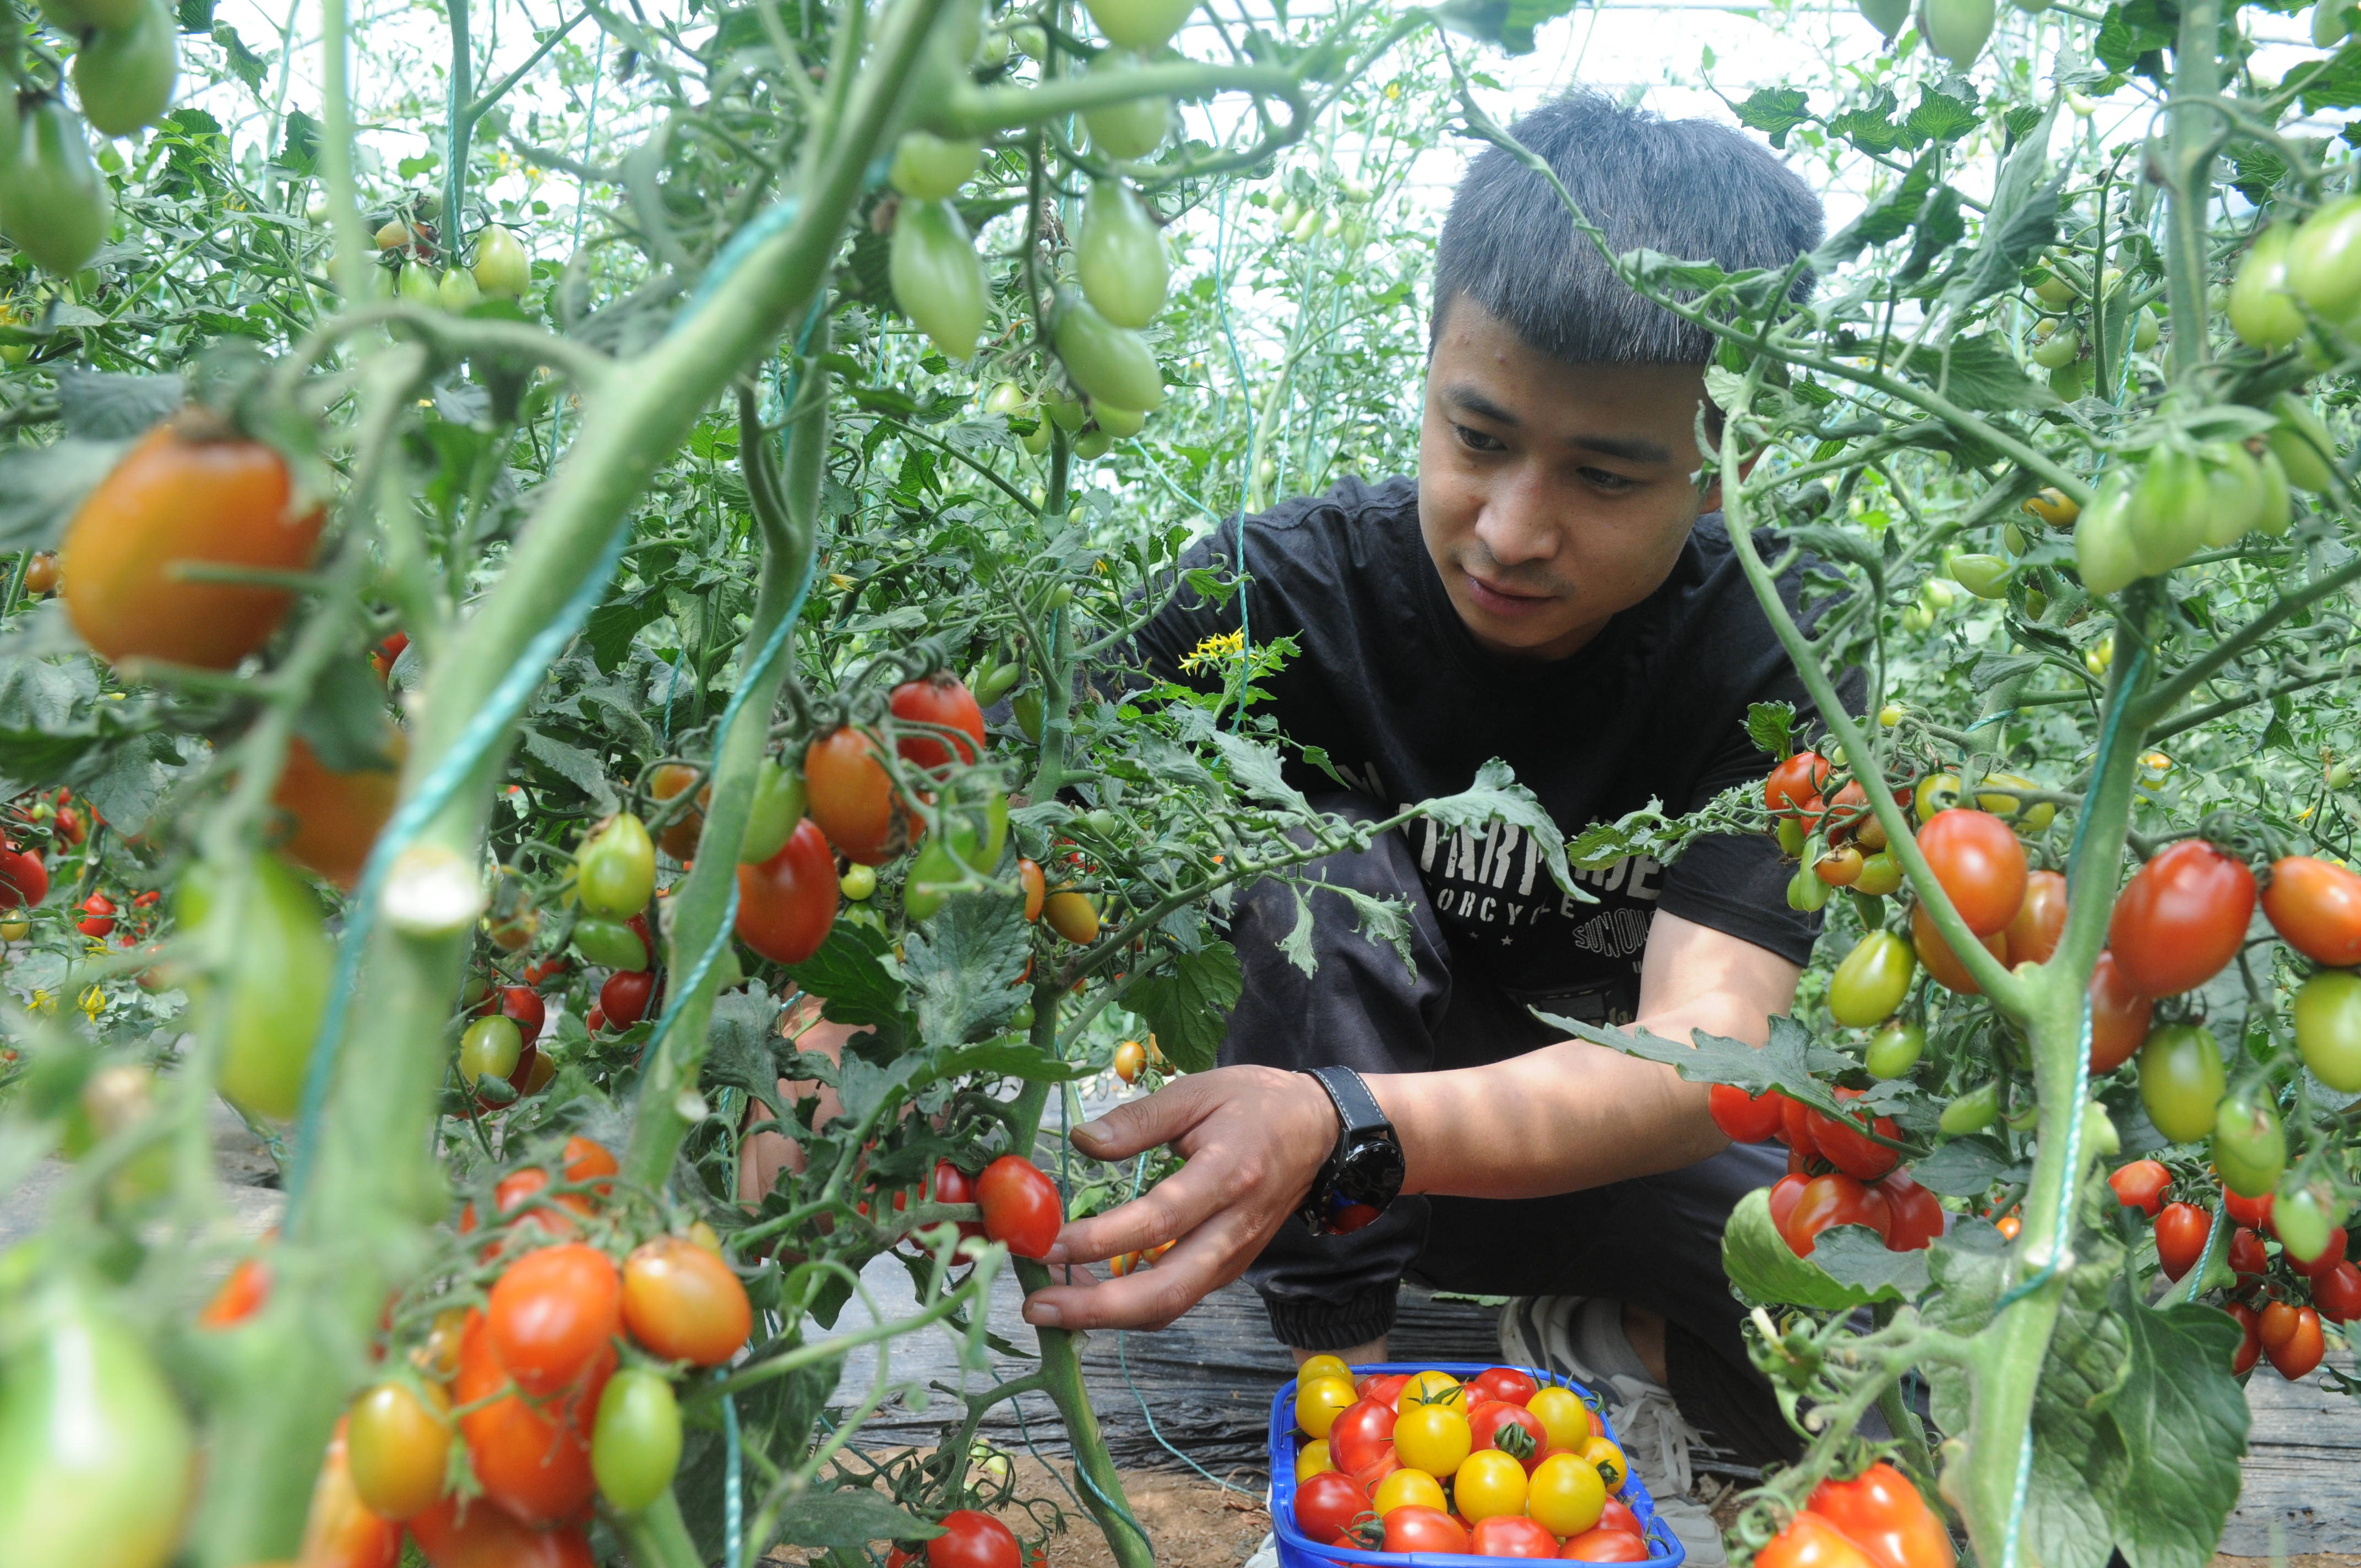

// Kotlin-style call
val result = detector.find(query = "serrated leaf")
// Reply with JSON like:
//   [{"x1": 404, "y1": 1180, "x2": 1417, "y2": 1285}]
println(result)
[
  {"x1": 1940, "y1": 105, "x2": 2065, "y2": 309},
  {"x1": 771, "y1": 1488, "x2": 940, "y2": 1550},
  {"x1": 1209, "y1": 730, "x2": 1307, "y2": 812},
  {"x1": 1895, "y1": 334, "x2": 2061, "y2": 412},
  {"x1": 1722, "y1": 1189, "x2": 1881, "y2": 1310},
  {"x1": 1809, "y1": 1225, "x2": 1932, "y2": 1299},
  {"x1": 1908, "y1": 88, "x2": 1981, "y2": 144},
  {"x1": 2096, "y1": 1286, "x2": 2250, "y2": 1568},
  {"x1": 701, "y1": 985, "x2": 787, "y2": 1102},
  {"x1": 293, "y1": 659, "x2": 399, "y2": 772},
  {"x1": 1125, "y1": 941, "x2": 1241, "y2": 1075},
  {"x1": 1557, "y1": 1012, "x2": 1857, "y2": 1116},
  {"x1": 1410, "y1": 758, "x2": 1571, "y2": 895},
  {"x1": 520, "y1": 727, "x2": 618, "y2": 810},
  {"x1": 0, "y1": 440, "x2": 133, "y2": 554},
  {"x1": 1909, "y1": 1135, "x2": 2025, "y2": 1196},
  {"x1": 55, "y1": 369, "x2": 184, "y2": 441},
  {"x1": 1736, "y1": 87, "x2": 1813, "y2": 149},
  {"x1": 1746, "y1": 701, "x2": 1798, "y2": 758},
  {"x1": 913, "y1": 1038, "x2": 1082, "y2": 1088},
  {"x1": 788, "y1": 923, "x2": 912, "y2": 1032},
  {"x1": 900, "y1": 889, "x2": 1031, "y2": 1046}
]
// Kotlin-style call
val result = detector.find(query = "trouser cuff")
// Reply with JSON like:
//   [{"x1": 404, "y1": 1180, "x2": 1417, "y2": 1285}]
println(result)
[{"x1": 1263, "y1": 1282, "x2": 1400, "y2": 1352}]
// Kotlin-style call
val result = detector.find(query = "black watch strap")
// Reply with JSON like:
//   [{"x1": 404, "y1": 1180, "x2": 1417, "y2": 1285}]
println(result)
[{"x1": 1299, "y1": 1066, "x2": 1402, "y2": 1236}]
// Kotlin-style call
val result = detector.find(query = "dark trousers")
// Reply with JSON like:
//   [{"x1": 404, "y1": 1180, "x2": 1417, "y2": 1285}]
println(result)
[{"x1": 1222, "y1": 798, "x2": 1791, "y2": 1451}]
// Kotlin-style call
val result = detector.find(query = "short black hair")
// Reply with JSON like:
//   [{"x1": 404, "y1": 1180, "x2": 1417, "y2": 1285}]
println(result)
[{"x1": 1433, "y1": 90, "x2": 1825, "y2": 364}]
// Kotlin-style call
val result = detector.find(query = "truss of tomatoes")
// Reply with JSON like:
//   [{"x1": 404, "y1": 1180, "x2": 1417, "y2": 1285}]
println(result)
[
  {"x1": 273, "y1": 1137, "x2": 759, "y2": 1558},
  {"x1": 1711, "y1": 1084, "x2": 1941, "y2": 1259},
  {"x1": 1277, "y1": 1361, "x2": 1675, "y2": 1562}
]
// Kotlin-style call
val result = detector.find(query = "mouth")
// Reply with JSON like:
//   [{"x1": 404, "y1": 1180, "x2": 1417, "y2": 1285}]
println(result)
[{"x1": 1461, "y1": 569, "x2": 1557, "y2": 618}]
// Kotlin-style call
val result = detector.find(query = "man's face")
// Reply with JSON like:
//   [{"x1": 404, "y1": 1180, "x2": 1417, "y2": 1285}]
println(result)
[{"x1": 1417, "y1": 296, "x2": 1721, "y2": 661}]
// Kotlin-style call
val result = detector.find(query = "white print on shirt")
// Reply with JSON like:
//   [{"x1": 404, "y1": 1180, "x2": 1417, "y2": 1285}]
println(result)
[{"x1": 1401, "y1": 808, "x2": 1661, "y2": 955}]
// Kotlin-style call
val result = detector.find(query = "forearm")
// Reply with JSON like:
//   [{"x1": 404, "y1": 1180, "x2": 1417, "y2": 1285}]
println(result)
[{"x1": 1374, "y1": 990, "x2": 1775, "y2": 1202}]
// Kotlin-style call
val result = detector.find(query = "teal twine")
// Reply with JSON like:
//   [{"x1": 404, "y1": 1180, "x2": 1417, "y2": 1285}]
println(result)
[
  {"x1": 723, "y1": 1385, "x2": 746, "y2": 1568},
  {"x1": 1993, "y1": 641, "x2": 2150, "y2": 1568},
  {"x1": 284, "y1": 519, "x2": 635, "y2": 1219},
  {"x1": 674, "y1": 197, "x2": 804, "y2": 330}
]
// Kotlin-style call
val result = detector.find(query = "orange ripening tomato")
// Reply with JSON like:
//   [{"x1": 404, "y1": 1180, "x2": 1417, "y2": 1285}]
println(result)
[
  {"x1": 735, "y1": 818, "x2": 840, "y2": 964},
  {"x1": 803, "y1": 726, "x2": 912, "y2": 864},
  {"x1": 346, "y1": 1381, "x2": 452, "y2": 1521},
  {"x1": 2263, "y1": 856, "x2": 2361, "y2": 968},
  {"x1": 453, "y1": 1310, "x2": 608, "y2": 1526},
  {"x1": 486, "y1": 1243, "x2": 622, "y2": 1397},
  {"x1": 406, "y1": 1495, "x2": 596, "y2": 1568},
  {"x1": 61, "y1": 412, "x2": 327, "y2": 669},
  {"x1": 300, "y1": 1419, "x2": 401, "y2": 1568},
  {"x1": 198, "y1": 1255, "x2": 272, "y2": 1328},
  {"x1": 2087, "y1": 951, "x2": 2153, "y2": 1072},
  {"x1": 1808, "y1": 1461, "x2": 1956, "y2": 1568},
  {"x1": 1916, "y1": 809, "x2": 2028, "y2": 936},
  {"x1": 2108, "y1": 839, "x2": 2257, "y2": 997},
  {"x1": 1758, "y1": 1511, "x2": 1883, "y2": 1568},
  {"x1": 1911, "y1": 899, "x2": 2008, "y2": 994},
  {"x1": 2003, "y1": 869, "x2": 2067, "y2": 967},
  {"x1": 622, "y1": 1234, "x2": 753, "y2": 1366},
  {"x1": 270, "y1": 732, "x2": 402, "y2": 891},
  {"x1": 1766, "y1": 752, "x2": 1832, "y2": 817},
  {"x1": 1018, "y1": 858, "x2": 1047, "y2": 921},
  {"x1": 648, "y1": 763, "x2": 705, "y2": 860},
  {"x1": 890, "y1": 672, "x2": 988, "y2": 772}
]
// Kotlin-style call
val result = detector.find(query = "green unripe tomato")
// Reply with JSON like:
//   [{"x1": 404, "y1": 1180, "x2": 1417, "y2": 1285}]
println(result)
[
  {"x1": 458, "y1": 1015, "x2": 524, "y2": 1088},
  {"x1": 2033, "y1": 269, "x2": 2078, "y2": 308},
  {"x1": 2267, "y1": 393, "x2": 2338, "y2": 492},
  {"x1": 1920, "y1": 0, "x2": 1996, "y2": 67},
  {"x1": 1856, "y1": 0, "x2": 1907, "y2": 30},
  {"x1": 1949, "y1": 553, "x2": 2012, "y2": 599},
  {"x1": 904, "y1": 838, "x2": 966, "y2": 922},
  {"x1": 2137, "y1": 1023, "x2": 2226, "y2": 1145},
  {"x1": 971, "y1": 660, "x2": 1022, "y2": 707},
  {"x1": 1073, "y1": 426, "x2": 1114, "y2": 460},
  {"x1": 1082, "y1": 0, "x2": 1195, "y2": 51},
  {"x1": 739, "y1": 759, "x2": 807, "y2": 865},
  {"x1": 2002, "y1": 520, "x2": 2028, "y2": 555},
  {"x1": 398, "y1": 263, "x2": 442, "y2": 308},
  {"x1": 573, "y1": 916, "x2": 649, "y2": 971},
  {"x1": 1865, "y1": 1020, "x2": 1924, "y2": 1080},
  {"x1": 2253, "y1": 446, "x2": 2294, "y2": 537},
  {"x1": 840, "y1": 863, "x2": 878, "y2": 901},
  {"x1": 889, "y1": 130, "x2": 983, "y2": 200},
  {"x1": 2200, "y1": 442, "x2": 2266, "y2": 548},
  {"x1": 438, "y1": 264, "x2": 482, "y2": 312},
  {"x1": 2131, "y1": 306, "x2": 2159, "y2": 351},
  {"x1": 1041, "y1": 389, "x2": 1089, "y2": 433},
  {"x1": 2294, "y1": 968, "x2": 2361, "y2": 1091},
  {"x1": 1775, "y1": 818, "x2": 1806, "y2": 858},
  {"x1": 72, "y1": 0, "x2": 178, "y2": 138},
  {"x1": 2074, "y1": 467, "x2": 2140, "y2": 597},
  {"x1": 890, "y1": 198, "x2": 987, "y2": 361},
  {"x1": 2315, "y1": 0, "x2": 2351, "y2": 45},
  {"x1": 1828, "y1": 931, "x2": 1915, "y2": 1027},
  {"x1": 592, "y1": 1368, "x2": 682, "y2": 1514},
  {"x1": 2289, "y1": 193, "x2": 2361, "y2": 325},
  {"x1": 2083, "y1": 1100, "x2": 2119, "y2": 1158},
  {"x1": 1008, "y1": 1000, "x2": 1036, "y2": 1031},
  {"x1": 577, "y1": 813, "x2": 657, "y2": 918},
  {"x1": 1011, "y1": 689, "x2": 1045, "y2": 743},
  {"x1": 1092, "y1": 402, "x2": 1147, "y2": 438},
  {"x1": 1054, "y1": 290, "x2": 1165, "y2": 411},
  {"x1": 2048, "y1": 358, "x2": 2088, "y2": 401},
  {"x1": 178, "y1": 853, "x2": 332, "y2": 1121},
  {"x1": 1080, "y1": 51, "x2": 1169, "y2": 160},
  {"x1": 2029, "y1": 322, "x2": 2080, "y2": 368},
  {"x1": 1076, "y1": 178, "x2": 1168, "y2": 329},
  {"x1": 0, "y1": 101, "x2": 112, "y2": 276},
  {"x1": 1786, "y1": 861, "x2": 1830, "y2": 913},
  {"x1": 1940, "y1": 1081, "x2": 2000, "y2": 1136},
  {"x1": 2212, "y1": 1084, "x2": 2287, "y2": 1198},
  {"x1": 2127, "y1": 445, "x2": 2208, "y2": 577},
  {"x1": 2275, "y1": 1181, "x2": 2338, "y2": 1265},
  {"x1": 471, "y1": 224, "x2": 530, "y2": 297},
  {"x1": 2229, "y1": 223, "x2": 2306, "y2": 351}
]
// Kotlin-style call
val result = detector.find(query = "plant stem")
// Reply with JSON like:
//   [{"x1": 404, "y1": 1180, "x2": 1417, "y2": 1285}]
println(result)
[{"x1": 444, "y1": 0, "x2": 472, "y2": 263}]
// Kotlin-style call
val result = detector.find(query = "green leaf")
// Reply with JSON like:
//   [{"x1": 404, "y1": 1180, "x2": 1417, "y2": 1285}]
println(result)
[
  {"x1": 914, "y1": 1038, "x2": 1082, "y2": 1089},
  {"x1": 701, "y1": 986, "x2": 787, "y2": 1103},
  {"x1": 1940, "y1": 104, "x2": 2065, "y2": 308},
  {"x1": 210, "y1": 23, "x2": 267, "y2": 90},
  {"x1": 55, "y1": 369, "x2": 184, "y2": 441},
  {"x1": 788, "y1": 923, "x2": 911, "y2": 1032},
  {"x1": 292, "y1": 659, "x2": 399, "y2": 772},
  {"x1": 1907, "y1": 88, "x2": 1981, "y2": 145},
  {"x1": 582, "y1": 584, "x2": 668, "y2": 673},
  {"x1": 1895, "y1": 334, "x2": 2062, "y2": 412},
  {"x1": 1209, "y1": 730, "x2": 1307, "y2": 812},
  {"x1": 1813, "y1": 155, "x2": 1938, "y2": 269},
  {"x1": 1829, "y1": 90, "x2": 1919, "y2": 156},
  {"x1": 1557, "y1": 1012, "x2": 1857, "y2": 1115},
  {"x1": 1746, "y1": 701, "x2": 1798, "y2": 759},
  {"x1": 1411, "y1": 758, "x2": 1573, "y2": 896},
  {"x1": 396, "y1": 152, "x2": 441, "y2": 178},
  {"x1": 2286, "y1": 42, "x2": 2361, "y2": 112},
  {"x1": 771, "y1": 1488, "x2": 941, "y2": 1551},
  {"x1": 1735, "y1": 88, "x2": 1813, "y2": 149},
  {"x1": 0, "y1": 441, "x2": 133, "y2": 553},
  {"x1": 278, "y1": 108, "x2": 320, "y2": 178},
  {"x1": 1125, "y1": 941, "x2": 1242, "y2": 1075},
  {"x1": 1909, "y1": 1135, "x2": 2025, "y2": 1196},
  {"x1": 1722, "y1": 1190, "x2": 1883, "y2": 1310},
  {"x1": 898, "y1": 888, "x2": 1031, "y2": 1046},
  {"x1": 1809, "y1": 1225, "x2": 1932, "y2": 1299},
  {"x1": 2096, "y1": 1286, "x2": 2250, "y2": 1568}
]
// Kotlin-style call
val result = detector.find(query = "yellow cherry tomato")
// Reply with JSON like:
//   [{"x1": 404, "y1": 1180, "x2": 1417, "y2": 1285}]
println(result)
[
  {"x1": 1913, "y1": 771, "x2": 1962, "y2": 824},
  {"x1": 1296, "y1": 1375, "x2": 1358, "y2": 1439},
  {"x1": 1392, "y1": 1402, "x2": 1472, "y2": 1477},
  {"x1": 1527, "y1": 1451, "x2": 1608, "y2": 1537},
  {"x1": 1580, "y1": 1435, "x2": 1629, "y2": 1493},
  {"x1": 1399, "y1": 1369, "x2": 1465, "y2": 1409},
  {"x1": 1296, "y1": 1439, "x2": 1334, "y2": 1480},
  {"x1": 1526, "y1": 1386, "x2": 1593, "y2": 1452},
  {"x1": 1298, "y1": 1354, "x2": 1353, "y2": 1385},
  {"x1": 1373, "y1": 1467, "x2": 1448, "y2": 1516},
  {"x1": 1454, "y1": 1450, "x2": 1529, "y2": 1522}
]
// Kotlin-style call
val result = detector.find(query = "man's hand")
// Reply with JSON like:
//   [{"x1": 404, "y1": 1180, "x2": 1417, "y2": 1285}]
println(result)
[{"x1": 1020, "y1": 1065, "x2": 1337, "y2": 1331}]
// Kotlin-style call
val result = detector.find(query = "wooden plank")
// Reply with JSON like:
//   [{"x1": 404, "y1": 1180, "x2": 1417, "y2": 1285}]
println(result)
[{"x1": 2222, "y1": 1352, "x2": 2361, "y2": 1556}]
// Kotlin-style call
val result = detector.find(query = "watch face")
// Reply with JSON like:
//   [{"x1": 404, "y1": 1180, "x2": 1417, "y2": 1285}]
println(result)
[{"x1": 1337, "y1": 1135, "x2": 1405, "y2": 1206}]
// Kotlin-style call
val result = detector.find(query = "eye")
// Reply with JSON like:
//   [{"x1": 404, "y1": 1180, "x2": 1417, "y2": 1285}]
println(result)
[
  {"x1": 1452, "y1": 422, "x2": 1506, "y2": 453},
  {"x1": 1578, "y1": 466, "x2": 1638, "y2": 493}
]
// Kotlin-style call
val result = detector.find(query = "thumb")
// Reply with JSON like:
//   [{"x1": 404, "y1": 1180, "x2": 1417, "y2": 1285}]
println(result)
[{"x1": 1068, "y1": 1076, "x2": 1215, "y2": 1160}]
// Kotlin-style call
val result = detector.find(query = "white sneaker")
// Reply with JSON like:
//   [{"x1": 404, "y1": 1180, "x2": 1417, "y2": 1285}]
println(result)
[
  {"x1": 1498, "y1": 1297, "x2": 1728, "y2": 1567},
  {"x1": 1242, "y1": 1532, "x2": 1279, "y2": 1568}
]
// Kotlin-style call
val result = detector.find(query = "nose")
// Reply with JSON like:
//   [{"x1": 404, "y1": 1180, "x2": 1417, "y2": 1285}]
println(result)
[{"x1": 1472, "y1": 467, "x2": 1562, "y2": 569}]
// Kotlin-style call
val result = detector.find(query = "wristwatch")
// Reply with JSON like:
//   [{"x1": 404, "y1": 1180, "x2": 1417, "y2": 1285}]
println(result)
[{"x1": 1298, "y1": 1065, "x2": 1406, "y2": 1236}]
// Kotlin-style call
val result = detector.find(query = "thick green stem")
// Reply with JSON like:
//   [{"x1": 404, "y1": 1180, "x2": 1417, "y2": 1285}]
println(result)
[
  {"x1": 444, "y1": 0, "x2": 473, "y2": 261},
  {"x1": 619, "y1": 1490, "x2": 707, "y2": 1568},
  {"x1": 1015, "y1": 1256, "x2": 1155, "y2": 1568},
  {"x1": 2164, "y1": 0, "x2": 2220, "y2": 385}
]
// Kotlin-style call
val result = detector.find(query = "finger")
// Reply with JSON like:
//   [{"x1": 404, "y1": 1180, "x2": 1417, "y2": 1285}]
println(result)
[
  {"x1": 1023, "y1": 1206, "x2": 1267, "y2": 1332},
  {"x1": 1066, "y1": 1073, "x2": 1228, "y2": 1161},
  {"x1": 1045, "y1": 1148, "x2": 1251, "y2": 1264}
]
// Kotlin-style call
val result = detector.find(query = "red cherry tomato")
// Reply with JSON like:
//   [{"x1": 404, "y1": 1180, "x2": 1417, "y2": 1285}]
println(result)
[
  {"x1": 804, "y1": 726, "x2": 911, "y2": 865},
  {"x1": 486, "y1": 1243, "x2": 622, "y2": 1398},
  {"x1": 1780, "y1": 1093, "x2": 1818, "y2": 1155},
  {"x1": 1808, "y1": 1090, "x2": 1901, "y2": 1183},
  {"x1": 1561, "y1": 1530, "x2": 1650, "y2": 1562},
  {"x1": 77, "y1": 892, "x2": 116, "y2": 937},
  {"x1": 1464, "y1": 1366, "x2": 1541, "y2": 1407},
  {"x1": 1910, "y1": 897, "x2": 2008, "y2": 994},
  {"x1": 2106, "y1": 1159, "x2": 2169, "y2": 1217},
  {"x1": 1782, "y1": 1174, "x2": 1892, "y2": 1256},
  {"x1": 2003, "y1": 869, "x2": 2067, "y2": 967},
  {"x1": 1876, "y1": 1168, "x2": 1946, "y2": 1252},
  {"x1": 2261, "y1": 1302, "x2": 2326, "y2": 1379},
  {"x1": 2087, "y1": 951, "x2": 2153, "y2": 1072},
  {"x1": 1757, "y1": 1512, "x2": 1881, "y2": 1568},
  {"x1": 2296, "y1": 1226, "x2": 2350, "y2": 1280},
  {"x1": 1328, "y1": 1397, "x2": 1399, "y2": 1475},
  {"x1": 453, "y1": 1310, "x2": 606, "y2": 1526},
  {"x1": 407, "y1": 1494, "x2": 595, "y2": 1568},
  {"x1": 1472, "y1": 1515, "x2": 1562, "y2": 1558},
  {"x1": 302, "y1": 1419, "x2": 402, "y2": 1568},
  {"x1": 735, "y1": 818, "x2": 840, "y2": 965},
  {"x1": 2109, "y1": 840, "x2": 2258, "y2": 997},
  {"x1": 0, "y1": 848, "x2": 49, "y2": 908},
  {"x1": 499, "y1": 986, "x2": 545, "y2": 1047},
  {"x1": 1598, "y1": 1500, "x2": 1642, "y2": 1536},
  {"x1": 2263, "y1": 855, "x2": 2361, "y2": 967},
  {"x1": 1916, "y1": 809, "x2": 2029, "y2": 937},
  {"x1": 1768, "y1": 1173, "x2": 1810, "y2": 1237},
  {"x1": 926, "y1": 1509, "x2": 1022, "y2": 1568},
  {"x1": 2226, "y1": 1190, "x2": 2273, "y2": 1231},
  {"x1": 2312, "y1": 1260, "x2": 2361, "y2": 1322},
  {"x1": 1384, "y1": 1506, "x2": 1471, "y2": 1555},
  {"x1": 1467, "y1": 1398, "x2": 1548, "y2": 1472},
  {"x1": 2229, "y1": 1226, "x2": 2270, "y2": 1283},
  {"x1": 599, "y1": 967, "x2": 655, "y2": 1027},
  {"x1": 932, "y1": 1159, "x2": 986, "y2": 1239},
  {"x1": 2227, "y1": 1300, "x2": 2262, "y2": 1375},
  {"x1": 1808, "y1": 1460, "x2": 1957, "y2": 1568},
  {"x1": 1766, "y1": 752, "x2": 1832, "y2": 817},
  {"x1": 1357, "y1": 1372, "x2": 1411, "y2": 1407},
  {"x1": 976, "y1": 1155, "x2": 1062, "y2": 1259},
  {"x1": 1292, "y1": 1471, "x2": 1372, "y2": 1543},
  {"x1": 890, "y1": 672, "x2": 988, "y2": 772},
  {"x1": 2155, "y1": 1201, "x2": 2211, "y2": 1281},
  {"x1": 1710, "y1": 1083, "x2": 1785, "y2": 1143}
]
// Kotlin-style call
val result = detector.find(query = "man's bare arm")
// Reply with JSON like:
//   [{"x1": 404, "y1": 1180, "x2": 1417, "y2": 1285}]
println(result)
[{"x1": 1019, "y1": 911, "x2": 1800, "y2": 1330}]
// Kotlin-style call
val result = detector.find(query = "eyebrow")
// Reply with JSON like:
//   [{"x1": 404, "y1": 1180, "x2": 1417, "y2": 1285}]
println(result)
[{"x1": 1441, "y1": 384, "x2": 1673, "y2": 466}]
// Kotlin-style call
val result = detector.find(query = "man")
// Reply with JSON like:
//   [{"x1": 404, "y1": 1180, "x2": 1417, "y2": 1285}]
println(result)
[{"x1": 1016, "y1": 90, "x2": 1838, "y2": 1540}]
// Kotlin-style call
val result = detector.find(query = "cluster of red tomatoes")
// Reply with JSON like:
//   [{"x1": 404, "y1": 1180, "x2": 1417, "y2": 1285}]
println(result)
[
  {"x1": 1289, "y1": 1363, "x2": 1653, "y2": 1560},
  {"x1": 1753, "y1": 1462, "x2": 1955, "y2": 1568},
  {"x1": 1710, "y1": 1086, "x2": 1941, "y2": 1259},
  {"x1": 2109, "y1": 1161, "x2": 2355, "y2": 1378},
  {"x1": 919, "y1": 1153, "x2": 1065, "y2": 1260},
  {"x1": 264, "y1": 1137, "x2": 754, "y2": 1568}
]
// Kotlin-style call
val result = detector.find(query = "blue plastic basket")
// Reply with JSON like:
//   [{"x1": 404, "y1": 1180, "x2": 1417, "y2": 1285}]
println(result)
[{"x1": 1266, "y1": 1362, "x2": 1689, "y2": 1568}]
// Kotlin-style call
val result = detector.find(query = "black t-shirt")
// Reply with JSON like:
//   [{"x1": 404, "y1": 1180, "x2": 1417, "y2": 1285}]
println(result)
[{"x1": 1129, "y1": 475, "x2": 1838, "y2": 1023}]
